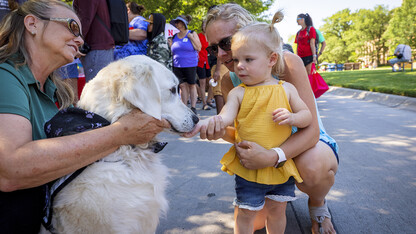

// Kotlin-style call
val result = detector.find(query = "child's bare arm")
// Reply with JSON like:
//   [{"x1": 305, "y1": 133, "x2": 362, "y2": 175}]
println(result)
[
  {"x1": 274, "y1": 82, "x2": 312, "y2": 128},
  {"x1": 217, "y1": 87, "x2": 242, "y2": 126},
  {"x1": 187, "y1": 87, "x2": 242, "y2": 140}
]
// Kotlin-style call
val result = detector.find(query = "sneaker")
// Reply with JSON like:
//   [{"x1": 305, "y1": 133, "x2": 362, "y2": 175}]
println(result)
[
  {"x1": 191, "y1": 107, "x2": 197, "y2": 114},
  {"x1": 203, "y1": 104, "x2": 211, "y2": 110}
]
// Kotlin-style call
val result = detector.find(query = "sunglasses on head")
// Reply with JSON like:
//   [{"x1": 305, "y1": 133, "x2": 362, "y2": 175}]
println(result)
[
  {"x1": 38, "y1": 16, "x2": 82, "y2": 38},
  {"x1": 206, "y1": 36, "x2": 232, "y2": 56}
]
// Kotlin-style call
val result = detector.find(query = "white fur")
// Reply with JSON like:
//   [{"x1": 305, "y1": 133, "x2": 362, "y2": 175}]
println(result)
[{"x1": 42, "y1": 56, "x2": 197, "y2": 234}]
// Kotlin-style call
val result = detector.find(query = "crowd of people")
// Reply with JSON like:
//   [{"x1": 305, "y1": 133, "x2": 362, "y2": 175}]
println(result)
[{"x1": 0, "y1": 1, "x2": 341, "y2": 233}]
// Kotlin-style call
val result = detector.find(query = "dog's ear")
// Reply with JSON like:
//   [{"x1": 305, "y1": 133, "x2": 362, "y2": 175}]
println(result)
[{"x1": 119, "y1": 62, "x2": 162, "y2": 120}]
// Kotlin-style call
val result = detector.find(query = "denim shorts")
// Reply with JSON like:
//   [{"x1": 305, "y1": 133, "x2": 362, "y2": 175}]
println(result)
[{"x1": 233, "y1": 176, "x2": 297, "y2": 211}]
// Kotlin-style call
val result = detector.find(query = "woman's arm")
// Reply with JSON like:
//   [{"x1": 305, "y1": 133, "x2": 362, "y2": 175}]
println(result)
[
  {"x1": 188, "y1": 31, "x2": 202, "y2": 52},
  {"x1": 319, "y1": 41, "x2": 326, "y2": 56},
  {"x1": 129, "y1": 28, "x2": 147, "y2": 41},
  {"x1": 276, "y1": 52, "x2": 320, "y2": 157},
  {"x1": 0, "y1": 109, "x2": 169, "y2": 192},
  {"x1": 310, "y1": 38, "x2": 317, "y2": 64}
]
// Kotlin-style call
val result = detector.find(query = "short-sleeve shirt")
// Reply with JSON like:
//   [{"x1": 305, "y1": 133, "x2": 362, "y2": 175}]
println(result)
[
  {"x1": 197, "y1": 33, "x2": 210, "y2": 69},
  {"x1": 295, "y1": 26, "x2": 317, "y2": 57},
  {"x1": 0, "y1": 59, "x2": 59, "y2": 233},
  {"x1": 315, "y1": 28, "x2": 325, "y2": 43},
  {"x1": 114, "y1": 16, "x2": 149, "y2": 60}
]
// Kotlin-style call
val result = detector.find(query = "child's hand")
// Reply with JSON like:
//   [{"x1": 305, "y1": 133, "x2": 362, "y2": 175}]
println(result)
[
  {"x1": 182, "y1": 115, "x2": 225, "y2": 140},
  {"x1": 272, "y1": 108, "x2": 293, "y2": 125}
]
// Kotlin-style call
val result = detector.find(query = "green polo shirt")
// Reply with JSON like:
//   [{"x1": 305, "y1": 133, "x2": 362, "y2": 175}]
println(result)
[{"x1": 0, "y1": 60, "x2": 59, "y2": 140}]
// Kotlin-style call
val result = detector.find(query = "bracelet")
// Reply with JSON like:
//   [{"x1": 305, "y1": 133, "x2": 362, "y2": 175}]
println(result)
[
  {"x1": 272, "y1": 147, "x2": 286, "y2": 168},
  {"x1": 313, "y1": 55, "x2": 317, "y2": 57}
]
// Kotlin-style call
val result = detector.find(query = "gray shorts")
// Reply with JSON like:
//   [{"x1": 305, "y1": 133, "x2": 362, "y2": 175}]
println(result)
[
  {"x1": 80, "y1": 49, "x2": 114, "y2": 82},
  {"x1": 389, "y1": 57, "x2": 409, "y2": 65}
]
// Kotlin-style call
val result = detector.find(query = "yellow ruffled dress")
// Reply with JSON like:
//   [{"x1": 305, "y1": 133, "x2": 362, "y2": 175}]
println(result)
[{"x1": 220, "y1": 81, "x2": 303, "y2": 185}]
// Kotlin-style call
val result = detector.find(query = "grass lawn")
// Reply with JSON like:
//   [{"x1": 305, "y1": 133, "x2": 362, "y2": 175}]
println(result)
[{"x1": 320, "y1": 67, "x2": 416, "y2": 97}]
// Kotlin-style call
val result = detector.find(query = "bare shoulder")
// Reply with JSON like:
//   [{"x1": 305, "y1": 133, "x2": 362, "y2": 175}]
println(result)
[
  {"x1": 282, "y1": 52, "x2": 305, "y2": 82},
  {"x1": 282, "y1": 81, "x2": 297, "y2": 96},
  {"x1": 283, "y1": 51, "x2": 303, "y2": 68},
  {"x1": 228, "y1": 85, "x2": 244, "y2": 98}
]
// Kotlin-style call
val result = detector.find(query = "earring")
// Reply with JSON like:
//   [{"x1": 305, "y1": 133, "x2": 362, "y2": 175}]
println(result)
[{"x1": 31, "y1": 31, "x2": 36, "y2": 35}]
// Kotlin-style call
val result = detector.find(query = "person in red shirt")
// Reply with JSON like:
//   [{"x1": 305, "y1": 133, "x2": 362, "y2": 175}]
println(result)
[
  {"x1": 197, "y1": 25, "x2": 215, "y2": 110},
  {"x1": 295, "y1": 13, "x2": 317, "y2": 75}
]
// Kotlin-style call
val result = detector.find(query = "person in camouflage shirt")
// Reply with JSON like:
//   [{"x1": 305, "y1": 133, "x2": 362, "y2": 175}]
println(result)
[{"x1": 146, "y1": 13, "x2": 172, "y2": 70}]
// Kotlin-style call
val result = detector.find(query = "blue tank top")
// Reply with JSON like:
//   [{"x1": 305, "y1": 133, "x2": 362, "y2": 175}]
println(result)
[{"x1": 171, "y1": 31, "x2": 198, "y2": 68}]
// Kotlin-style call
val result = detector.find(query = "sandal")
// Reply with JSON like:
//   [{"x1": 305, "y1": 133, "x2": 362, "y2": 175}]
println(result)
[
  {"x1": 203, "y1": 104, "x2": 211, "y2": 110},
  {"x1": 206, "y1": 102, "x2": 216, "y2": 108},
  {"x1": 309, "y1": 199, "x2": 332, "y2": 234}
]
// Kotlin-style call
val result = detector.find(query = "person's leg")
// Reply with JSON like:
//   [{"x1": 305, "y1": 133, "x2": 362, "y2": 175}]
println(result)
[
  {"x1": 214, "y1": 95, "x2": 224, "y2": 114},
  {"x1": 180, "y1": 83, "x2": 189, "y2": 105},
  {"x1": 234, "y1": 207, "x2": 257, "y2": 234},
  {"x1": 189, "y1": 84, "x2": 198, "y2": 109},
  {"x1": 199, "y1": 78, "x2": 208, "y2": 108},
  {"x1": 294, "y1": 141, "x2": 338, "y2": 234},
  {"x1": 389, "y1": 58, "x2": 398, "y2": 71},
  {"x1": 207, "y1": 82, "x2": 215, "y2": 106},
  {"x1": 305, "y1": 62, "x2": 313, "y2": 75},
  {"x1": 264, "y1": 199, "x2": 287, "y2": 234},
  {"x1": 184, "y1": 67, "x2": 198, "y2": 111}
]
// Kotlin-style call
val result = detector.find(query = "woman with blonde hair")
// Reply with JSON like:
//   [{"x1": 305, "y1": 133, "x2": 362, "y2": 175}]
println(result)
[
  {"x1": 190, "y1": 3, "x2": 339, "y2": 234},
  {"x1": 0, "y1": 1, "x2": 169, "y2": 232}
]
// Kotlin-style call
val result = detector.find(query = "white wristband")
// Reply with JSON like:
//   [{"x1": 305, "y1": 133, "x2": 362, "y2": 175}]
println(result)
[{"x1": 272, "y1": 147, "x2": 286, "y2": 168}]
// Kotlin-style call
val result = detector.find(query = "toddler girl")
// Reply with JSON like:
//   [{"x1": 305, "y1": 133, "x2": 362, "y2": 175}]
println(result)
[{"x1": 197, "y1": 11, "x2": 312, "y2": 233}]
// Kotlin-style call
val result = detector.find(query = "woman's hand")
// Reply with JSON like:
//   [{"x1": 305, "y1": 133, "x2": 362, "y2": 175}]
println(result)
[
  {"x1": 115, "y1": 109, "x2": 171, "y2": 145},
  {"x1": 235, "y1": 141, "x2": 277, "y2": 169}
]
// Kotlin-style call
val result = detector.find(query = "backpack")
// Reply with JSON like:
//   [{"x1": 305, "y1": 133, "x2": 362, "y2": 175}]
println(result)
[
  {"x1": 95, "y1": 0, "x2": 129, "y2": 46},
  {"x1": 297, "y1": 26, "x2": 319, "y2": 55}
]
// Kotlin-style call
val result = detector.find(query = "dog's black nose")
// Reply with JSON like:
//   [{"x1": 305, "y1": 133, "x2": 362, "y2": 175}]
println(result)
[{"x1": 192, "y1": 114, "x2": 199, "y2": 124}]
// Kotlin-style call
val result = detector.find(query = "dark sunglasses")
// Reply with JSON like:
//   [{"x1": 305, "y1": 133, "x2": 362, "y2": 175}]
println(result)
[
  {"x1": 206, "y1": 36, "x2": 232, "y2": 56},
  {"x1": 38, "y1": 16, "x2": 82, "y2": 38}
]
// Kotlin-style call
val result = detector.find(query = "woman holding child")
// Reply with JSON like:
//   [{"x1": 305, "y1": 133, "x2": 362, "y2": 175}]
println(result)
[{"x1": 186, "y1": 3, "x2": 339, "y2": 234}]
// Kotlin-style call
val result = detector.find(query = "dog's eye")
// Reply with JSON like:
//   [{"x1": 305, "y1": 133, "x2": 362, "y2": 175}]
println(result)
[{"x1": 170, "y1": 86, "x2": 177, "y2": 94}]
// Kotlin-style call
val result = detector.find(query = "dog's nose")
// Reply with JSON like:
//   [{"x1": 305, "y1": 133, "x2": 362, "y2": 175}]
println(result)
[{"x1": 192, "y1": 114, "x2": 199, "y2": 124}]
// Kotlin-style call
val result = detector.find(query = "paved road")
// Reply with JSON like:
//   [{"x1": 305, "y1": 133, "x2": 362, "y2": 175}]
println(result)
[{"x1": 156, "y1": 89, "x2": 416, "y2": 234}]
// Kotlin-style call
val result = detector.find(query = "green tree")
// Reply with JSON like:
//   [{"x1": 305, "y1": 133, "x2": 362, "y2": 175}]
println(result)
[
  {"x1": 319, "y1": 9, "x2": 353, "y2": 63},
  {"x1": 384, "y1": 0, "x2": 416, "y2": 56},
  {"x1": 62, "y1": 0, "x2": 274, "y2": 31},
  {"x1": 350, "y1": 5, "x2": 391, "y2": 64}
]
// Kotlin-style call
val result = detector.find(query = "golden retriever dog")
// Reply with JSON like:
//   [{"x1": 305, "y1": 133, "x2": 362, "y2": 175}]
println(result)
[{"x1": 42, "y1": 55, "x2": 198, "y2": 233}]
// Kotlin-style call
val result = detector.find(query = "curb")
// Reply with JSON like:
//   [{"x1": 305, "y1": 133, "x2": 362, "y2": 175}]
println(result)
[{"x1": 326, "y1": 86, "x2": 416, "y2": 112}]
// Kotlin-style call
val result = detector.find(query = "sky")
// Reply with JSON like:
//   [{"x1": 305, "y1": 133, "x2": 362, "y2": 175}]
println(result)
[{"x1": 269, "y1": 0, "x2": 403, "y2": 43}]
